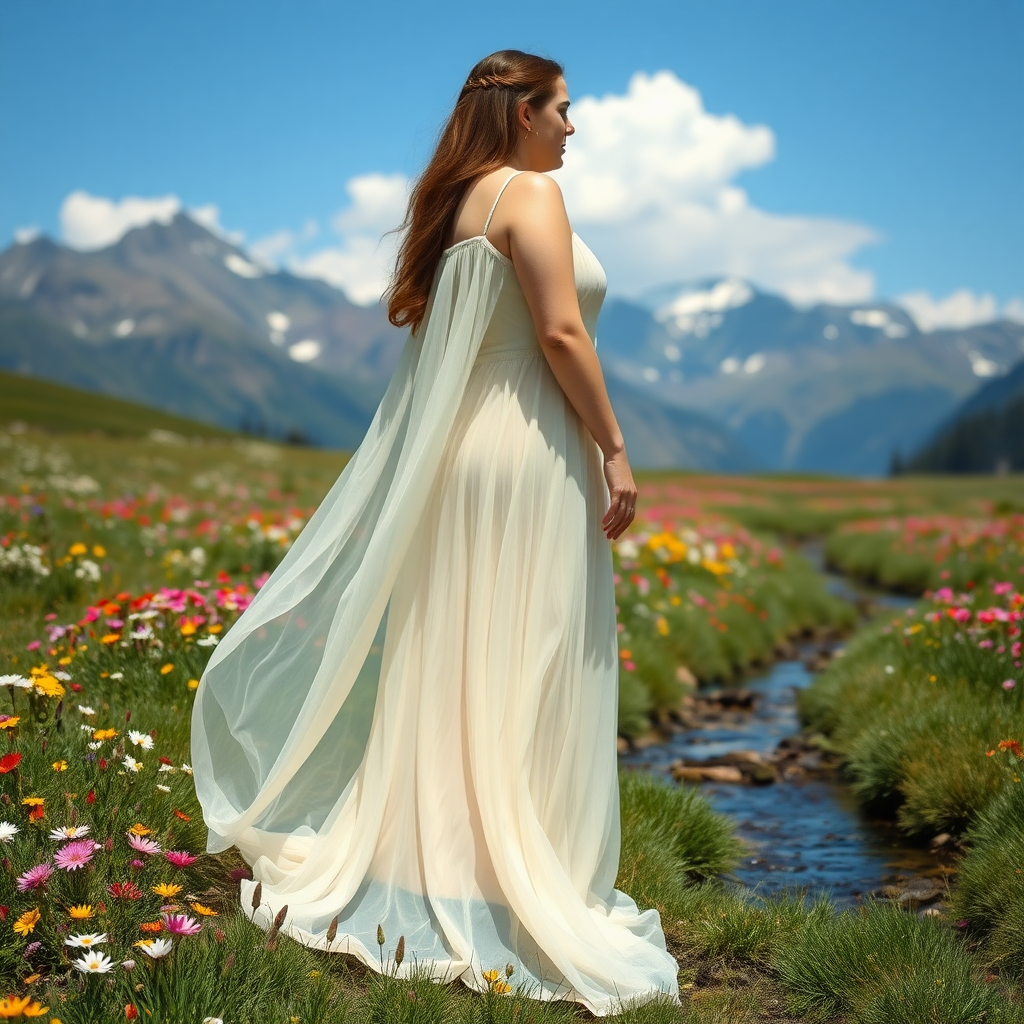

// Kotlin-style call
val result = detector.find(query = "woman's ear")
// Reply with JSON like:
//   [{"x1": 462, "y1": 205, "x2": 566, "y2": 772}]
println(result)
[{"x1": 517, "y1": 99, "x2": 532, "y2": 133}]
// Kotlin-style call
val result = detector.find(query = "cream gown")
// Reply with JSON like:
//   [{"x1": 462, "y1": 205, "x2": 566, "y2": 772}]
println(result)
[{"x1": 190, "y1": 171, "x2": 682, "y2": 1015}]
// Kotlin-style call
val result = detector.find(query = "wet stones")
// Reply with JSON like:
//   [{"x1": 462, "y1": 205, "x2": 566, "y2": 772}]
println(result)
[{"x1": 670, "y1": 750, "x2": 778, "y2": 785}]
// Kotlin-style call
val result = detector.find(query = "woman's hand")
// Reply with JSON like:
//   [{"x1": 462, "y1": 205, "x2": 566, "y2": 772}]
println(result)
[{"x1": 601, "y1": 447, "x2": 637, "y2": 541}]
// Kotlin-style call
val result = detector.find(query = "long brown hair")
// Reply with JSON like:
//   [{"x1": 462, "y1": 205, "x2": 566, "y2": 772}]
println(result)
[{"x1": 383, "y1": 50, "x2": 564, "y2": 334}]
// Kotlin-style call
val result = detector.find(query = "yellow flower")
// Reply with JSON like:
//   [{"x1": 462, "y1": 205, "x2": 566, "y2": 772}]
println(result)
[
  {"x1": 670, "y1": 595, "x2": 681, "y2": 606},
  {"x1": 93, "y1": 728, "x2": 118, "y2": 741},
  {"x1": 58, "y1": 656, "x2": 73, "y2": 666},
  {"x1": 151, "y1": 882, "x2": 181, "y2": 897},
  {"x1": 190, "y1": 902, "x2": 218, "y2": 916},
  {"x1": 656, "y1": 616, "x2": 669, "y2": 636},
  {"x1": 160, "y1": 664, "x2": 174, "y2": 675},
  {"x1": 482, "y1": 969, "x2": 499, "y2": 982},
  {"x1": 67, "y1": 904, "x2": 95, "y2": 919},
  {"x1": 0, "y1": 716, "x2": 19, "y2": 730},
  {"x1": 207, "y1": 624, "x2": 223, "y2": 634},
  {"x1": 23, "y1": 972, "x2": 41, "y2": 984},
  {"x1": 100, "y1": 634, "x2": 121, "y2": 645},
  {"x1": 180, "y1": 623, "x2": 196, "y2": 637},
  {"x1": 128, "y1": 823, "x2": 152, "y2": 836},
  {"x1": 33, "y1": 676, "x2": 64, "y2": 698},
  {"x1": 22, "y1": 796, "x2": 44, "y2": 807},
  {"x1": 52, "y1": 760, "x2": 68, "y2": 772},
  {"x1": 14, "y1": 907, "x2": 41, "y2": 936},
  {"x1": 187, "y1": 679, "x2": 199, "y2": 690},
  {"x1": 720, "y1": 542, "x2": 736, "y2": 559},
  {"x1": 68, "y1": 543, "x2": 87, "y2": 556},
  {"x1": 92, "y1": 545, "x2": 106, "y2": 557}
]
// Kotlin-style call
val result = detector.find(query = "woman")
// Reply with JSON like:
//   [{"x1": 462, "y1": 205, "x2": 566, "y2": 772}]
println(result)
[{"x1": 190, "y1": 49, "x2": 681, "y2": 1015}]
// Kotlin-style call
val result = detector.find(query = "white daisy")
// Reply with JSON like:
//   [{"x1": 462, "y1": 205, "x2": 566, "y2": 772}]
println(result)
[
  {"x1": 72, "y1": 950, "x2": 115, "y2": 973},
  {"x1": 137, "y1": 938, "x2": 173, "y2": 959},
  {"x1": 156, "y1": 784, "x2": 171, "y2": 793},
  {"x1": 77, "y1": 704, "x2": 96, "y2": 715},
  {"x1": 109, "y1": 671, "x2": 124, "y2": 680},
  {"x1": 0, "y1": 821, "x2": 20, "y2": 843},
  {"x1": 123, "y1": 755, "x2": 143, "y2": 773},
  {"x1": 0, "y1": 674, "x2": 33, "y2": 689},
  {"x1": 53, "y1": 670, "x2": 72, "y2": 681},
  {"x1": 196, "y1": 635, "x2": 218, "y2": 647},
  {"x1": 158, "y1": 763, "x2": 176, "y2": 773},
  {"x1": 180, "y1": 763, "x2": 193, "y2": 775},
  {"x1": 66, "y1": 931, "x2": 108, "y2": 948},
  {"x1": 79, "y1": 723, "x2": 95, "y2": 733},
  {"x1": 50, "y1": 823, "x2": 91, "y2": 840},
  {"x1": 87, "y1": 740, "x2": 103, "y2": 750},
  {"x1": 128, "y1": 729, "x2": 154, "y2": 750}
]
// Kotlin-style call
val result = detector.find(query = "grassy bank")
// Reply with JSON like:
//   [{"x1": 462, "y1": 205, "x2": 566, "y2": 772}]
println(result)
[
  {"x1": 824, "y1": 512, "x2": 1024, "y2": 594},
  {"x1": 798, "y1": 578, "x2": 1024, "y2": 987},
  {"x1": 612, "y1": 524, "x2": 856, "y2": 737}
]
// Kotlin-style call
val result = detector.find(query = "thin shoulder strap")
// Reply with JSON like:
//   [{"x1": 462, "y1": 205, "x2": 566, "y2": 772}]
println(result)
[{"x1": 483, "y1": 170, "x2": 524, "y2": 235}]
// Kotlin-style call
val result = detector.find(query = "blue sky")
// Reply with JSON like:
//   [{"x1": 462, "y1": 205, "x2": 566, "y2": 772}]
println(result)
[{"x1": 1, "y1": 0, "x2": 1021, "y2": 326}]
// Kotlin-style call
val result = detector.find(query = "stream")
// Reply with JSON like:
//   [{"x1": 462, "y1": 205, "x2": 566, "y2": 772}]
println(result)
[{"x1": 619, "y1": 541, "x2": 954, "y2": 908}]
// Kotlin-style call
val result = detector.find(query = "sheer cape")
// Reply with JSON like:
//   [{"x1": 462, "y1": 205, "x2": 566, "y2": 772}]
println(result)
[{"x1": 191, "y1": 242, "x2": 503, "y2": 863}]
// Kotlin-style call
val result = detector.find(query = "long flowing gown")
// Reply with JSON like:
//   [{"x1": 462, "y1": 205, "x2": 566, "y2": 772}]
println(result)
[{"x1": 190, "y1": 171, "x2": 682, "y2": 1015}]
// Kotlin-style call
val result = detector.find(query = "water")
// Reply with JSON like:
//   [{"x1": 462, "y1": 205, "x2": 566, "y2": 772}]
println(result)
[{"x1": 619, "y1": 542, "x2": 953, "y2": 906}]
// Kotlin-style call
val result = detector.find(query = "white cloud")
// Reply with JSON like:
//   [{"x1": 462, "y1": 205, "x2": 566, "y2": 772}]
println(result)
[
  {"x1": 14, "y1": 225, "x2": 41, "y2": 244},
  {"x1": 59, "y1": 191, "x2": 245, "y2": 250},
  {"x1": 547, "y1": 70, "x2": 880, "y2": 305},
  {"x1": 898, "y1": 288, "x2": 1023, "y2": 332},
  {"x1": 279, "y1": 173, "x2": 409, "y2": 305}
]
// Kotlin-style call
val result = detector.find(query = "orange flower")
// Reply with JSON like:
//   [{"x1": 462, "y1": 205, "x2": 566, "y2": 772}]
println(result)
[
  {"x1": 101, "y1": 634, "x2": 121, "y2": 645},
  {"x1": 140, "y1": 920, "x2": 164, "y2": 933},
  {"x1": 998, "y1": 739, "x2": 1024, "y2": 758}
]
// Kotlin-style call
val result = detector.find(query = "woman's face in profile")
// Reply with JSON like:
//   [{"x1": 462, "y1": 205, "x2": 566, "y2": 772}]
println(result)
[{"x1": 527, "y1": 75, "x2": 575, "y2": 170}]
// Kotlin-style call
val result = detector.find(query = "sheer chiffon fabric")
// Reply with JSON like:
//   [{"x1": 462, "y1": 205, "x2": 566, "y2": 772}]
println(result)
[{"x1": 190, "y1": 173, "x2": 681, "y2": 1014}]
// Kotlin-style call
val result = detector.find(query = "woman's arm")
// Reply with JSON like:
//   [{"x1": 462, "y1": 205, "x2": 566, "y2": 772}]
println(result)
[{"x1": 501, "y1": 171, "x2": 637, "y2": 540}]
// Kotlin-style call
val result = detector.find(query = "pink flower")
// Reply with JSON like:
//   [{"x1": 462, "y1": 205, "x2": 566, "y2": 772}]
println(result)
[
  {"x1": 164, "y1": 850, "x2": 197, "y2": 868},
  {"x1": 162, "y1": 912, "x2": 202, "y2": 936},
  {"x1": 130, "y1": 858, "x2": 145, "y2": 870},
  {"x1": 979, "y1": 639, "x2": 994, "y2": 649},
  {"x1": 624, "y1": 660, "x2": 636, "y2": 672},
  {"x1": 25, "y1": 640, "x2": 41, "y2": 651},
  {"x1": 16, "y1": 862, "x2": 54, "y2": 892},
  {"x1": 127, "y1": 833, "x2": 161, "y2": 856},
  {"x1": 1003, "y1": 680, "x2": 1017, "y2": 691},
  {"x1": 54, "y1": 839, "x2": 100, "y2": 872},
  {"x1": 993, "y1": 581, "x2": 1014, "y2": 595}
]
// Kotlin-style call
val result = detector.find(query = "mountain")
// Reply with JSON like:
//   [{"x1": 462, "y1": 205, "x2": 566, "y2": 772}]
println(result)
[
  {"x1": 595, "y1": 277, "x2": 1024, "y2": 475},
  {"x1": 0, "y1": 215, "x2": 752, "y2": 468},
  {"x1": 906, "y1": 357, "x2": 1024, "y2": 473}
]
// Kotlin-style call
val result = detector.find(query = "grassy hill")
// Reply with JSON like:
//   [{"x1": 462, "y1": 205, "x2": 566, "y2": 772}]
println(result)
[{"x1": 0, "y1": 368, "x2": 242, "y2": 439}]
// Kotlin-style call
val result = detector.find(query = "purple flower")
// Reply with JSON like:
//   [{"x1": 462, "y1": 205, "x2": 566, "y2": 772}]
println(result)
[
  {"x1": 16, "y1": 862, "x2": 55, "y2": 891},
  {"x1": 55, "y1": 839, "x2": 100, "y2": 872},
  {"x1": 23, "y1": 941, "x2": 41, "y2": 957}
]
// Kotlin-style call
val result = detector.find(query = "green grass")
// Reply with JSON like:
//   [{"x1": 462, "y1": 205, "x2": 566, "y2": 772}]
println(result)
[
  {"x1": 0, "y1": 368, "x2": 246, "y2": 440},
  {"x1": 951, "y1": 772, "x2": 1024, "y2": 981}
]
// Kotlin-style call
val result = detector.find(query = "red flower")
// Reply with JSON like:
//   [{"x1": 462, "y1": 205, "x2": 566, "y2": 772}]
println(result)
[
  {"x1": 126, "y1": 1005, "x2": 138, "y2": 1020},
  {"x1": 86, "y1": 789, "x2": 96, "y2": 804},
  {"x1": 0, "y1": 752, "x2": 22, "y2": 773},
  {"x1": 108, "y1": 881, "x2": 143, "y2": 900}
]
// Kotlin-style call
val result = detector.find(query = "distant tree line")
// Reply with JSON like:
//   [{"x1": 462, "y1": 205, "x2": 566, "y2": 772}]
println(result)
[
  {"x1": 890, "y1": 393, "x2": 1023, "y2": 476},
  {"x1": 238, "y1": 412, "x2": 314, "y2": 447}
]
